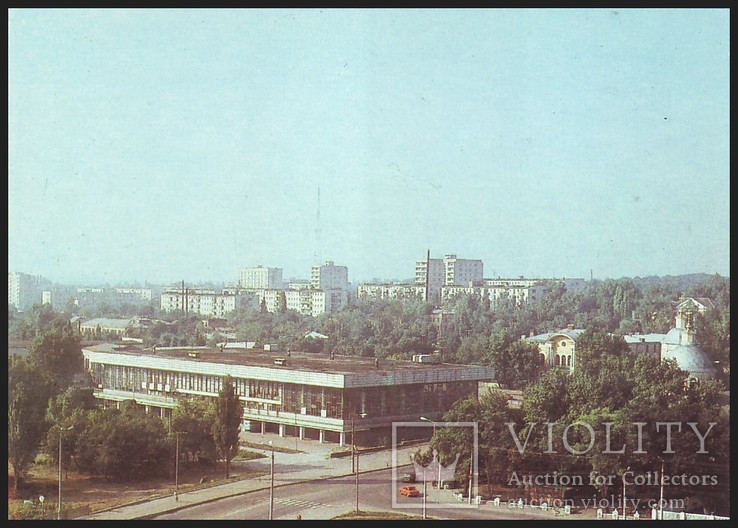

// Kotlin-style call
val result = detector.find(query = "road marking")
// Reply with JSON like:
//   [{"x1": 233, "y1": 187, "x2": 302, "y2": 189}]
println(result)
[{"x1": 275, "y1": 497, "x2": 332, "y2": 509}]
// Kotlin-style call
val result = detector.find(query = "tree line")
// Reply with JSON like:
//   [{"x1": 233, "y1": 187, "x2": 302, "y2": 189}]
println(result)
[
  {"x1": 7, "y1": 306, "x2": 243, "y2": 497},
  {"x1": 416, "y1": 328, "x2": 729, "y2": 515}
]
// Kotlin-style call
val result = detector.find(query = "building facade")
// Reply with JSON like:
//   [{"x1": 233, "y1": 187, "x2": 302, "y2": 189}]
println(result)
[
  {"x1": 415, "y1": 254, "x2": 484, "y2": 304},
  {"x1": 356, "y1": 283, "x2": 426, "y2": 301},
  {"x1": 239, "y1": 266, "x2": 284, "y2": 290},
  {"x1": 311, "y1": 261, "x2": 349, "y2": 291},
  {"x1": 259, "y1": 288, "x2": 347, "y2": 317},
  {"x1": 160, "y1": 289, "x2": 257, "y2": 317},
  {"x1": 80, "y1": 318, "x2": 135, "y2": 337},
  {"x1": 8, "y1": 272, "x2": 49, "y2": 311},
  {"x1": 83, "y1": 343, "x2": 494, "y2": 446}
]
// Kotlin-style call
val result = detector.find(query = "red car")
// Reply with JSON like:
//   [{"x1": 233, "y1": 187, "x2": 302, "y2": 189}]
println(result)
[{"x1": 399, "y1": 485, "x2": 420, "y2": 497}]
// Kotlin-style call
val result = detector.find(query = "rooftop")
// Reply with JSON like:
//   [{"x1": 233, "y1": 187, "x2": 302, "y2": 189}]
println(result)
[
  {"x1": 83, "y1": 342, "x2": 489, "y2": 377},
  {"x1": 81, "y1": 318, "x2": 134, "y2": 329}
]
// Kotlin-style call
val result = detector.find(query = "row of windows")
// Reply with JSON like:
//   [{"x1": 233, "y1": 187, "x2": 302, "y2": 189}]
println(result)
[{"x1": 89, "y1": 363, "x2": 476, "y2": 420}]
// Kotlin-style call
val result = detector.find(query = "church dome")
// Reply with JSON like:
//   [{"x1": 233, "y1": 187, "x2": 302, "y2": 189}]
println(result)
[{"x1": 661, "y1": 344, "x2": 716, "y2": 380}]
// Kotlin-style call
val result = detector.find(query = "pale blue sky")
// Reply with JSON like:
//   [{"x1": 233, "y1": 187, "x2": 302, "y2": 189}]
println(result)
[{"x1": 8, "y1": 8, "x2": 730, "y2": 286}]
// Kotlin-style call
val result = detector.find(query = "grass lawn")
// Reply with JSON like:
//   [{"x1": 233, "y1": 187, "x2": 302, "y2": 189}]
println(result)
[
  {"x1": 333, "y1": 510, "x2": 430, "y2": 520},
  {"x1": 8, "y1": 455, "x2": 268, "y2": 520}
]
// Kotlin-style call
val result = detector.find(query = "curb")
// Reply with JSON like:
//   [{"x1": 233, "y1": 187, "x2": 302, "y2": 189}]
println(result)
[{"x1": 82, "y1": 464, "x2": 413, "y2": 520}]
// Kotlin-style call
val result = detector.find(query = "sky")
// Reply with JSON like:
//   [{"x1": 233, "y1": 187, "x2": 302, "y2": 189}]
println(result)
[{"x1": 8, "y1": 8, "x2": 730, "y2": 286}]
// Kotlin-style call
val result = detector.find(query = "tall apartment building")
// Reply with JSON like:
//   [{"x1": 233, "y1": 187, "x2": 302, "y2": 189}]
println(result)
[
  {"x1": 160, "y1": 288, "x2": 257, "y2": 317},
  {"x1": 239, "y1": 266, "x2": 284, "y2": 290},
  {"x1": 8, "y1": 272, "x2": 49, "y2": 311},
  {"x1": 311, "y1": 261, "x2": 349, "y2": 291},
  {"x1": 415, "y1": 253, "x2": 483, "y2": 303}
]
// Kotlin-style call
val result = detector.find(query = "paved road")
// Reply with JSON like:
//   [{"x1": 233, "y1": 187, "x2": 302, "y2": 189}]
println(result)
[{"x1": 153, "y1": 468, "x2": 550, "y2": 520}]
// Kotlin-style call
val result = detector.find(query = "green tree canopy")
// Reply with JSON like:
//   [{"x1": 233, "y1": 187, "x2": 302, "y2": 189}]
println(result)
[{"x1": 212, "y1": 375, "x2": 244, "y2": 478}]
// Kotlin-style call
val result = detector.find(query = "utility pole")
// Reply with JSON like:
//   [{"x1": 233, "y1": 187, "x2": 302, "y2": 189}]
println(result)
[
  {"x1": 269, "y1": 441, "x2": 275, "y2": 520},
  {"x1": 467, "y1": 451, "x2": 473, "y2": 505},
  {"x1": 354, "y1": 442, "x2": 360, "y2": 513},
  {"x1": 174, "y1": 432, "x2": 180, "y2": 501},
  {"x1": 57, "y1": 425, "x2": 73, "y2": 520},
  {"x1": 351, "y1": 414, "x2": 355, "y2": 474},
  {"x1": 422, "y1": 471, "x2": 427, "y2": 520},
  {"x1": 622, "y1": 466, "x2": 630, "y2": 519},
  {"x1": 57, "y1": 429, "x2": 63, "y2": 520},
  {"x1": 658, "y1": 460, "x2": 665, "y2": 520}
]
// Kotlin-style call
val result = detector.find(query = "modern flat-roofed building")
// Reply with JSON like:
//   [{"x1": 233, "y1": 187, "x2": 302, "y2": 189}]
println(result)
[
  {"x1": 160, "y1": 288, "x2": 257, "y2": 317},
  {"x1": 415, "y1": 253, "x2": 483, "y2": 303},
  {"x1": 357, "y1": 283, "x2": 426, "y2": 301},
  {"x1": 80, "y1": 317, "x2": 135, "y2": 337},
  {"x1": 311, "y1": 261, "x2": 349, "y2": 291},
  {"x1": 259, "y1": 288, "x2": 347, "y2": 317},
  {"x1": 240, "y1": 266, "x2": 284, "y2": 290},
  {"x1": 8, "y1": 272, "x2": 49, "y2": 311},
  {"x1": 83, "y1": 343, "x2": 494, "y2": 446}
]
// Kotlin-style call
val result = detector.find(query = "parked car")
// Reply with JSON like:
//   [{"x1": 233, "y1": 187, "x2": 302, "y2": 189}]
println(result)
[
  {"x1": 399, "y1": 485, "x2": 420, "y2": 497},
  {"x1": 399, "y1": 472, "x2": 416, "y2": 483}
]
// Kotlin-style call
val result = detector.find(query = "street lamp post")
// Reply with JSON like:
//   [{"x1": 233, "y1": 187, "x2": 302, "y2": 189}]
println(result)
[
  {"x1": 57, "y1": 425, "x2": 73, "y2": 520},
  {"x1": 268, "y1": 441, "x2": 274, "y2": 520},
  {"x1": 622, "y1": 466, "x2": 631, "y2": 519},
  {"x1": 422, "y1": 468, "x2": 427, "y2": 520},
  {"x1": 353, "y1": 412, "x2": 367, "y2": 513}
]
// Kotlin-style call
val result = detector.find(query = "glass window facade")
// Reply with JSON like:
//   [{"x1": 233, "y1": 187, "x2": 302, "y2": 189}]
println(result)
[{"x1": 88, "y1": 360, "x2": 479, "y2": 424}]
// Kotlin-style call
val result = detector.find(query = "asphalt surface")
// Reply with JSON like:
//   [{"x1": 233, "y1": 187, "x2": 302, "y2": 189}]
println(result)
[{"x1": 153, "y1": 468, "x2": 550, "y2": 520}]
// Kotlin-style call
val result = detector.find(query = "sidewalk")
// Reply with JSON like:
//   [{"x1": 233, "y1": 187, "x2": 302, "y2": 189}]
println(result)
[{"x1": 77, "y1": 434, "x2": 422, "y2": 520}]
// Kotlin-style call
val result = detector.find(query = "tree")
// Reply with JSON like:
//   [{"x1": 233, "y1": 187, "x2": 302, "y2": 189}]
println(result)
[
  {"x1": 8, "y1": 357, "x2": 53, "y2": 493},
  {"x1": 73, "y1": 402, "x2": 170, "y2": 481},
  {"x1": 212, "y1": 376, "x2": 243, "y2": 478},
  {"x1": 43, "y1": 387, "x2": 97, "y2": 476},
  {"x1": 28, "y1": 323, "x2": 83, "y2": 393},
  {"x1": 171, "y1": 397, "x2": 218, "y2": 465}
]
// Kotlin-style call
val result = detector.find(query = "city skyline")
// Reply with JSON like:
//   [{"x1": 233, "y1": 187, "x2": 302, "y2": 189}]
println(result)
[{"x1": 9, "y1": 9, "x2": 730, "y2": 285}]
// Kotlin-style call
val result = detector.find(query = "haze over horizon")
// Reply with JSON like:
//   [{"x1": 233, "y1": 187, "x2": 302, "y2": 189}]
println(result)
[{"x1": 9, "y1": 9, "x2": 729, "y2": 287}]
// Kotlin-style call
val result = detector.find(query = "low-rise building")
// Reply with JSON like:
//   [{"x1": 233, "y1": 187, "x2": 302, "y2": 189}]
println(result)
[
  {"x1": 80, "y1": 317, "x2": 135, "y2": 337},
  {"x1": 83, "y1": 343, "x2": 494, "y2": 446},
  {"x1": 160, "y1": 288, "x2": 258, "y2": 317},
  {"x1": 356, "y1": 283, "x2": 425, "y2": 301}
]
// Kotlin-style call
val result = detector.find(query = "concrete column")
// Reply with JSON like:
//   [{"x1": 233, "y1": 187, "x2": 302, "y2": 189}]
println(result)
[
  {"x1": 319, "y1": 430, "x2": 325, "y2": 443},
  {"x1": 299, "y1": 427, "x2": 305, "y2": 440},
  {"x1": 261, "y1": 421, "x2": 265, "y2": 434},
  {"x1": 279, "y1": 424, "x2": 285, "y2": 437},
  {"x1": 339, "y1": 432, "x2": 346, "y2": 446}
]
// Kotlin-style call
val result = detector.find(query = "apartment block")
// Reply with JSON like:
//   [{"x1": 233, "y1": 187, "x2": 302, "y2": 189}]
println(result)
[
  {"x1": 311, "y1": 261, "x2": 349, "y2": 291},
  {"x1": 160, "y1": 288, "x2": 257, "y2": 317},
  {"x1": 415, "y1": 253, "x2": 483, "y2": 303},
  {"x1": 239, "y1": 266, "x2": 284, "y2": 290},
  {"x1": 8, "y1": 272, "x2": 49, "y2": 311}
]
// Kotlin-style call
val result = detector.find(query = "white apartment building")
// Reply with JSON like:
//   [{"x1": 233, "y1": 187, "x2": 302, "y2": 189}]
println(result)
[
  {"x1": 441, "y1": 283, "x2": 548, "y2": 308},
  {"x1": 415, "y1": 254, "x2": 483, "y2": 303},
  {"x1": 114, "y1": 287, "x2": 153, "y2": 301},
  {"x1": 443, "y1": 254, "x2": 483, "y2": 286},
  {"x1": 287, "y1": 280, "x2": 312, "y2": 290},
  {"x1": 8, "y1": 272, "x2": 49, "y2": 311},
  {"x1": 311, "y1": 261, "x2": 349, "y2": 291},
  {"x1": 357, "y1": 283, "x2": 426, "y2": 301},
  {"x1": 415, "y1": 258, "x2": 445, "y2": 303},
  {"x1": 239, "y1": 266, "x2": 284, "y2": 290},
  {"x1": 259, "y1": 288, "x2": 347, "y2": 317},
  {"x1": 160, "y1": 289, "x2": 257, "y2": 317}
]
